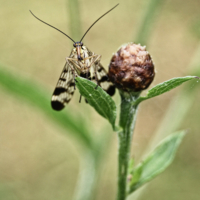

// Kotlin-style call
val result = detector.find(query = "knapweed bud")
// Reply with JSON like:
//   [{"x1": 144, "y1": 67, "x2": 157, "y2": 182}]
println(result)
[{"x1": 108, "y1": 43, "x2": 155, "y2": 92}]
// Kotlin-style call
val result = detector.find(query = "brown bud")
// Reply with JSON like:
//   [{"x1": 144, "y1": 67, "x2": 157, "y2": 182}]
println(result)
[{"x1": 108, "y1": 43, "x2": 155, "y2": 92}]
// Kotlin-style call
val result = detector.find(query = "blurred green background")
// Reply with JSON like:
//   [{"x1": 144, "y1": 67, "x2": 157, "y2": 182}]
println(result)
[{"x1": 0, "y1": 0, "x2": 200, "y2": 199}]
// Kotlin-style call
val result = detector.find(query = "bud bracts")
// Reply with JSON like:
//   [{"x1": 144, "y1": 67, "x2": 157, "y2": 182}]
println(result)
[{"x1": 108, "y1": 43, "x2": 155, "y2": 92}]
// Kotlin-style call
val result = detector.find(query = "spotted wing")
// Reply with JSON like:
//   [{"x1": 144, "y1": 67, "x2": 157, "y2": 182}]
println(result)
[
  {"x1": 51, "y1": 62, "x2": 75, "y2": 111},
  {"x1": 92, "y1": 63, "x2": 115, "y2": 96}
]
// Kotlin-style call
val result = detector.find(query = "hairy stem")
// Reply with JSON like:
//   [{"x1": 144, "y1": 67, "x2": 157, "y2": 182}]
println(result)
[{"x1": 117, "y1": 91, "x2": 140, "y2": 200}]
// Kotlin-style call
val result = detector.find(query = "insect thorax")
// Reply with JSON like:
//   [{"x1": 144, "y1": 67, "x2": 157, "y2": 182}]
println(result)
[{"x1": 69, "y1": 45, "x2": 93, "y2": 74}]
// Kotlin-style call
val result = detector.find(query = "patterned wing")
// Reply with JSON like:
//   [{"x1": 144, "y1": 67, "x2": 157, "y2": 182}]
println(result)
[
  {"x1": 82, "y1": 47, "x2": 115, "y2": 96},
  {"x1": 51, "y1": 62, "x2": 76, "y2": 111},
  {"x1": 92, "y1": 63, "x2": 115, "y2": 96}
]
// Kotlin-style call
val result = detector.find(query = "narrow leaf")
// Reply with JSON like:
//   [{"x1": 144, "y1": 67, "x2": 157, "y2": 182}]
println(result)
[
  {"x1": 75, "y1": 77, "x2": 116, "y2": 129},
  {"x1": 128, "y1": 159, "x2": 135, "y2": 174},
  {"x1": 134, "y1": 76, "x2": 198, "y2": 105},
  {"x1": 0, "y1": 65, "x2": 93, "y2": 149},
  {"x1": 129, "y1": 166, "x2": 143, "y2": 187},
  {"x1": 129, "y1": 130, "x2": 186, "y2": 193}
]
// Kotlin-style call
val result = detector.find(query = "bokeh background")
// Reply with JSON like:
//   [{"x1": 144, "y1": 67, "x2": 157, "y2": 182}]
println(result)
[{"x1": 0, "y1": 0, "x2": 200, "y2": 200}]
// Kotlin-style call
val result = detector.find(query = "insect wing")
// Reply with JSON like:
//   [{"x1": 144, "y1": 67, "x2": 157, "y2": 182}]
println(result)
[
  {"x1": 51, "y1": 62, "x2": 75, "y2": 111},
  {"x1": 81, "y1": 46, "x2": 115, "y2": 96},
  {"x1": 92, "y1": 63, "x2": 115, "y2": 96}
]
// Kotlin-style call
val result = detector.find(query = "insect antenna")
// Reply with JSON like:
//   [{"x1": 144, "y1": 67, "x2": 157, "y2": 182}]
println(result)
[
  {"x1": 79, "y1": 3, "x2": 119, "y2": 42},
  {"x1": 29, "y1": 10, "x2": 76, "y2": 43}
]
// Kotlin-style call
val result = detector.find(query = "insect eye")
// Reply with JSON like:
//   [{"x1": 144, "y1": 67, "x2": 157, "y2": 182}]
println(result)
[
  {"x1": 80, "y1": 42, "x2": 83, "y2": 46},
  {"x1": 73, "y1": 43, "x2": 76, "y2": 47}
]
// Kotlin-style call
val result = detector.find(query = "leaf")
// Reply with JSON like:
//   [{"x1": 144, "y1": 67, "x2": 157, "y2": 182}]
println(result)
[
  {"x1": 134, "y1": 76, "x2": 198, "y2": 105},
  {"x1": 128, "y1": 158, "x2": 135, "y2": 174},
  {"x1": 75, "y1": 77, "x2": 117, "y2": 130},
  {"x1": 129, "y1": 165, "x2": 143, "y2": 187},
  {"x1": 128, "y1": 130, "x2": 186, "y2": 193},
  {"x1": 0, "y1": 65, "x2": 93, "y2": 149}
]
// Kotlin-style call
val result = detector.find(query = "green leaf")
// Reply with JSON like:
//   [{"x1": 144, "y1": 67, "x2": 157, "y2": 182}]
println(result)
[
  {"x1": 128, "y1": 158, "x2": 135, "y2": 174},
  {"x1": 134, "y1": 76, "x2": 198, "y2": 105},
  {"x1": 0, "y1": 65, "x2": 93, "y2": 149},
  {"x1": 129, "y1": 165, "x2": 143, "y2": 188},
  {"x1": 128, "y1": 130, "x2": 186, "y2": 193},
  {"x1": 75, "y1": 77, "x2": 117, "y2": 130}
]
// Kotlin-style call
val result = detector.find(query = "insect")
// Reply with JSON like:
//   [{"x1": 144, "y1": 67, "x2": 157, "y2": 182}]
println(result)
[{"x1": 30, "y1": 4, "x2": 118, "y2": 111}]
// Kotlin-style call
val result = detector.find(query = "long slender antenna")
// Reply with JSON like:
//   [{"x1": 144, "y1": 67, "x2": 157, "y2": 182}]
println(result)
[
  {"x1": 29, "y1": 10, "x2": 76, "y2": 43},
  {"x1": 80, "y1": 3, "x2": 119, "y2": 42}
]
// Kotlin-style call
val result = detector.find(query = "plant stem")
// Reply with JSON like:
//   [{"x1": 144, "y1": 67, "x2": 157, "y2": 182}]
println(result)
[
  {"x1": 72, "y1": 131, "x2": 113, "y2": 200},
  {"x1": 73, "y1": 151, "x2": 96, "y2": 200},
  {"x1": 68, "y1": 0, "x2": 82, "y2": 40},
  {"x1": 134, "y1": 0, "x2": 164, "y2": 45},
  {"x1": 117, "y1": 91, "x2": 140, "y2": 200}
]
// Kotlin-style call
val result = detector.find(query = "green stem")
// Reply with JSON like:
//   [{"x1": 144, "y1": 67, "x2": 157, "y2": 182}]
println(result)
[
  {"x1": 117, "y1": 91, "x2": 140, "y2": 200},
  {"x1": 73, "y1": 151, "x2": 96, "y2": 200},
  {"x1": 134, "y1": 0, "x2": 164, "y2": 45},
  {"x1": 73, "y1": 129, "x2": 113, "y2": 200},
  {"x1": 68, "y1": 0, "x2": 82, "y2": 40}
]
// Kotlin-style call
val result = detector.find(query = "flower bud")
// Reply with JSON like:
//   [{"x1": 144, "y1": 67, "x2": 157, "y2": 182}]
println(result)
[{"x1": 108, "y1": 43, "x2": 155, "y2": 92}]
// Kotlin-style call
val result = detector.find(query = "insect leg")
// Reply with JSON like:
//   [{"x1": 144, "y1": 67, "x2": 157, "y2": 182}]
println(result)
[
  {"x1": 89, "y1": 54, "x2": 102, "y2": 89},
  {"x1": 66, "y1": 57, "x2": 82, "y2": 86},
  {"x1": 79, "y1": 95, "x2": 82, "y2": 103},
  {"x1": 95, "y1": 55, "x2": 102, "y2": 89},
  {"x1": 65, "y1": 58, "x2": 77, "y2": 89},
  {"x1": 83, "y1": 54, "x2": 102, "y2": 88}
]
